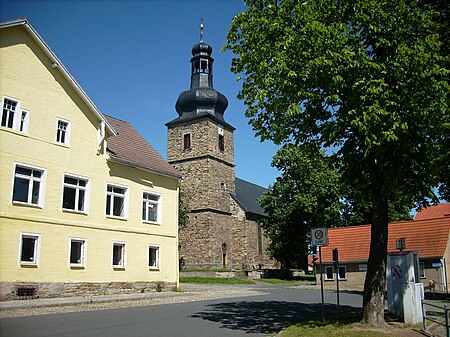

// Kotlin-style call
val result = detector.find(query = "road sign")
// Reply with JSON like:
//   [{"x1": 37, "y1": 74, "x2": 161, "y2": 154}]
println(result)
[{"x1": 311, "y1": 227, "x2": 328, "y2": 246}]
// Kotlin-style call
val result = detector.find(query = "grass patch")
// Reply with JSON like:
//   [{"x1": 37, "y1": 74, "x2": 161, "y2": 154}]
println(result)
[
  {"x1": 280, "y1": 316, "x2": 399, "y2": 337},
  {"x1": 179, "y1": 277, "x2": 255, "y2": 284},
  {"x1": 180, "y1": 269, "x2": 231, "y2": 273},
  {"x1": 259, "y1": 275, "x2": 316, "y2": 284},
  {"x1": 259, "y1": 278, "x2": 303, "y2": 284}
]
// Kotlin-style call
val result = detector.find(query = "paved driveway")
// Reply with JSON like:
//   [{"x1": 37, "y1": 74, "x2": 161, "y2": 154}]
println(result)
[{"x1": 0, "y1": 284, "x2": 363, "y2": 337}]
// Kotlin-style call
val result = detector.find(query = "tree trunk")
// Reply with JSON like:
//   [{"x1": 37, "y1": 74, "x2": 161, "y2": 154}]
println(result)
[{"x1": 362, "y1": 160, "x2": 390, "y2": 327}]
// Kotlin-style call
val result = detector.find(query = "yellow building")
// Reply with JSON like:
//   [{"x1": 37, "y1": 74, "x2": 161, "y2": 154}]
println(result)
[{"x1": 0, "y1": 19, "x2": 181, "y2": 300}]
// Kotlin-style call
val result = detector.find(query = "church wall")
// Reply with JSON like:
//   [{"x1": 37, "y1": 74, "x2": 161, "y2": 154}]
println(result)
[
  {"x1": 230, "y1": 198, "x2": 275, "y2": 270},
  {"x1": 179, "y1": 211, "x2": 234, "y2": 270}
]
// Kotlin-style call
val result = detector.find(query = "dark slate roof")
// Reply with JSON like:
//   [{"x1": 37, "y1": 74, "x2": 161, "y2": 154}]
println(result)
[
  {"x1": 232, "y1": 178, "x2": 267, "y2": 217},
  {"x1": 104, "y1": 115, "x2": 181, "y2": 179}
]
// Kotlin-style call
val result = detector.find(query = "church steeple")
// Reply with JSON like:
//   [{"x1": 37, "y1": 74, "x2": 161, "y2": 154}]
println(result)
[{"x1": 167, "y1": 23, "x2": 233, "y2": 130}]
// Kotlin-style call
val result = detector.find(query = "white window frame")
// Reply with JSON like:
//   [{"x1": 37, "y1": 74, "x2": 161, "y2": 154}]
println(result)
[
  {"x1": 419, "y1": 261, "x2": 426, "y2": 279},
  {"x1": 112, "y1": 242, "x2": 126, "y2": 268},
  {"x1": 55, "y1": 118, "x2": 71, "y2": 145},
  {"x1": 1, "y1": 96, "x2": 29, "y2": 133},
  {"x1": 324, "y1": 265, "x2": 347, "y2": 280},
  {"x1": 18, "y1": 233, "x2": 41, "y2": 266},
  {"x1": 105, "y1": 183, "x2": 128, "y2": 219},
  {"x1": 142, "y1": 191, "x2": 162, "y2": 224},
  {"x1": 11, "y1": 163, "x2": 46, "y2": 208},
  {"x1": 69, "y1": 238, "x2": 87, "y2": 267},
  {"x1": 148, "y1": 245, "x2": 160, "y2": 270},
  {"x1": 338, "y1": 265, "x2": 347, "y2": 280},
  {"x1": 324, "y1": 266, "x2": 334, "y2": 280},
  {"x1": 62, "y1": 174, "x2": 89, "y2": 214}
]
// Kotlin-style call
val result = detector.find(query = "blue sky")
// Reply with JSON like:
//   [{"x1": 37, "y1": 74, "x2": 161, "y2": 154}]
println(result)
[{"x1": 1, "y1": 0, "x2": 280, "y2": 188}]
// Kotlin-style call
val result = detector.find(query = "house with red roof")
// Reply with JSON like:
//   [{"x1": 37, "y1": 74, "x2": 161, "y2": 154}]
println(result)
[
  {"x1": 316, "y1": 204, "x2": 450, "y2": 292},
  {"x1": 415, "y1": 203, "x2": 450, "y2": 220}
]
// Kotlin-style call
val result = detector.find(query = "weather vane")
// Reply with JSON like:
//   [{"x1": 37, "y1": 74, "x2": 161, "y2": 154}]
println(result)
[{"x1": 200, "y1": 17, "x2": 204, "y2": 43}]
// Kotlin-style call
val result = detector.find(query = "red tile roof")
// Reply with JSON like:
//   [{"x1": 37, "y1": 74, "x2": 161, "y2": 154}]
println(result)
[
  {"x1": 320, "y1": 217, "x2": 450, "y2": 263},
  {"x1": 415, "y1": 203, "x2": 450, "y2": 220},
  {"x1": 104, "y1": 115, "x2": 181, "y2": 179}
]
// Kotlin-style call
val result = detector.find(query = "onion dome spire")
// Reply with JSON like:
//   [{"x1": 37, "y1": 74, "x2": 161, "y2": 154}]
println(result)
[{"x1": 167, "y1": 21, "x2": 233, "y2": 130}]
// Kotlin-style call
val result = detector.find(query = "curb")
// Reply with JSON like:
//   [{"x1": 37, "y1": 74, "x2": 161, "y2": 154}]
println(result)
[{"x1": 0, "y1": 291, "x2": 185, "y2": 310}]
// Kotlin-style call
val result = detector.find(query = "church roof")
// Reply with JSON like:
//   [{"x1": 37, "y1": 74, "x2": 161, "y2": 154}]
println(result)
[
  {"x1": 233, "y1": 178, "x2": 267, "y2": 217},
  {"x1": 105, "y1": 115, "x2": 181, "y2": 179}
]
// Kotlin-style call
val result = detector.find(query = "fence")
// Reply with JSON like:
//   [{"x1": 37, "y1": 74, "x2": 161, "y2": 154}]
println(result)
[{"x1": 422, "y1": 301, "x2": 449, "y2": 337}]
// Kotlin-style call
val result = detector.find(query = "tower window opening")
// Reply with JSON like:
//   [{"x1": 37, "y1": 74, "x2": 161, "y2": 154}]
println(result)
[
  {"x1": 183, "y1": 133, "x2": 191, "y2": 150},
  {"x1": 192, "y1": 59, "x2": 211, "y2": 74},
  {"x1": 218, "y1": 134, "x2": 224, "y2": 152}
]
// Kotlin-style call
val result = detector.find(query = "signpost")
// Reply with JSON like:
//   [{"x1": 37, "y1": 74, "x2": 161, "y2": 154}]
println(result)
[
  {"x1": 311, "y1": 228, "x2": 328, "y2": 320},
  {"x1": 333, "y1": 248, "x2": 340, "y2": 307}
]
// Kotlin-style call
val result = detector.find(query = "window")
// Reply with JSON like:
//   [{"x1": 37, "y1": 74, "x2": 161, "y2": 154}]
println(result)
[
  {"x1": 325, "y1": 265, "x2": 346, "y2": 280},
  {"x1": 142, "y1": 192, "x2": 161, "y2": 223},
  {"x1": 1, "y1": 97, "x2": 29, "y2": 132},
  {"x1": 12, "y1": 164, "x2": 45, "y2": 207},
  {"x1": 69, "y1": 239, "x2": 86, "y2": 267},
  {"x1": 183, "y1": 133, "x2": 191, "y2": 150},
  {"x1": 338, "y1": 265, "x2": 347, "y2": 280},
  {"x1": 19, "y1": 233, "x2": 40, "y2": 265},
  {"x1": 218, "y1": 134, "x2": 224, "y2": 152},
  {"x1": 112, "y1": 242, "x2": 126, "y2": 268},
  {"x1": 56, "y1": 119, "x2": 70, "y2": 144},
  {"x1": 419, "y1": 261, "x2": 426, "y2": 278},
  {"x1": 62, "y1": 175, "x2": 88, "y2": 213},
  {"x1": 325, "y1": 266, "x2": 334, "y2": 280},
  {"x1": 148, "y1": 246, "x2": 160, "y2": 269},
  {"x1": 106, "y1": 184, "x2": 127, "y2": 218}
]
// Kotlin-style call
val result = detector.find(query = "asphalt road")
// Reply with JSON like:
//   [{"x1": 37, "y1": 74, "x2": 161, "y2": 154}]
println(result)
[{"x1": 0, "y1": 284, "x2": 363, "y2": 337}]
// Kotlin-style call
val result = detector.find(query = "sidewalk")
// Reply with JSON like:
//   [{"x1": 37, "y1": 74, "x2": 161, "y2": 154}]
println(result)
[{"x1": 0, "y1": 291, "x2": 184, "y2": 310}]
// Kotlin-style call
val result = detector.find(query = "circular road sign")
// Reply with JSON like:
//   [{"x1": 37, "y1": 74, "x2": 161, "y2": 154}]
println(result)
[{"x1": 314, "y1": 229, "x2": 324, "y2": 240}]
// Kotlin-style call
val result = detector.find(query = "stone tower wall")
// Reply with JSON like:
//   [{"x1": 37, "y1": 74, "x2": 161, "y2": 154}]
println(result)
[
  {"x1": 167, "y1": 119, "x2": 234, "y2": 166},
  {"x1": 167, "y1": 119, "x2": 235, "y2": 214},
  {"x1": 179, "y1": 211, "x2": 234, "y2": 270}
]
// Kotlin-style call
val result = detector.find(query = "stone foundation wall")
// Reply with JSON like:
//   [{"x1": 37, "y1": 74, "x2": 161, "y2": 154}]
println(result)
[{"x1": 0, "y1": 281, "x2": 176, "y2": 301}]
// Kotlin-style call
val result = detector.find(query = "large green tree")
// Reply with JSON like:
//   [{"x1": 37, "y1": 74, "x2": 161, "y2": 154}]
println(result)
[
  {"x1": 225, "y1": 0, "x2": 448, "y2": 326},
  {"x1": 259, "y1": 144, "x2": 342, "y2": 272}
]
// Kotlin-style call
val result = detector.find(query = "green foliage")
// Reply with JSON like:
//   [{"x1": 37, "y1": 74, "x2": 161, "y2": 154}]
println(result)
[
  {"x1": 259, "y1": 144, "x2": 342, "y2": 269},
  {"x1": 155, "y1": 283, "x2": 163, "y2": 292},
  {"x1": 280, "y1": 316, "x2": 400, "y2": 337},
  {"x1": 178, "y1": 186, "x2": 189, "y2": 229},
  {"x1": 225, "y1": 0, "x2": 448, "y2": 206},
  {"x1": 225, "y1": 0, "x2": 448, "y2": 325}
]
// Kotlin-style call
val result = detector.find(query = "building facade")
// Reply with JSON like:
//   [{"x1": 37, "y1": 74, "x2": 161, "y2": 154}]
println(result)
[
  {"x1": 167, "y1": 31, "x2": 274, "y2": 270},
  {"x1": 0, "y1": 19, "x2": 181, "y2": 300},
  {"x1": 315, "y1": 208, "x2": 450, "y2": 292}
]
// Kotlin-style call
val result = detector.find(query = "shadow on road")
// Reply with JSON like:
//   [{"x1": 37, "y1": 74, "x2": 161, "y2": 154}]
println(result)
[{"x1": 191, "y1": 301, "x2": 361, "y2": 334}]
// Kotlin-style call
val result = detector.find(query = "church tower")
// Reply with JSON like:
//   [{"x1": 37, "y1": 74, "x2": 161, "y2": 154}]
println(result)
[{"x1": 166, "y1": 24, "x2": 236, "y2": 269}]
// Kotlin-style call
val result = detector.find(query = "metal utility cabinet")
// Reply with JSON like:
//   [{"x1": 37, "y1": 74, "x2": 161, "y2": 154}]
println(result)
[{"x1": 387, "y1": 251, "x2": 424, "y2": 324}]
